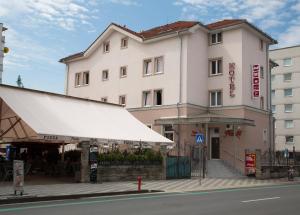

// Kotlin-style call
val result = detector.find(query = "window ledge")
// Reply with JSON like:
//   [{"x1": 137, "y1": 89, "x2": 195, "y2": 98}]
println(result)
[{"x1": 209, "y1": 73, "x2": 223, "y2": 77}]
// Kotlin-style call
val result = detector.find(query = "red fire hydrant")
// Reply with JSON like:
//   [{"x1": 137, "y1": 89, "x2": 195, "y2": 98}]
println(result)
[{"x1": 137, "y1": 176, "x2": 142, "y2": 192}]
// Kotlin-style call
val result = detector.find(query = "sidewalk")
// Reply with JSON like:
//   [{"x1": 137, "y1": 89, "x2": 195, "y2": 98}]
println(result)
[{"x1": 1, "y1": 177, "x2": 299, "y2": 202}]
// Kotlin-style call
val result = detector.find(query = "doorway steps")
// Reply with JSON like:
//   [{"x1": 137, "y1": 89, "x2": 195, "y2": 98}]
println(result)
[{"x1": 206, "y1": 159, "x2": 245, "y2": 178}]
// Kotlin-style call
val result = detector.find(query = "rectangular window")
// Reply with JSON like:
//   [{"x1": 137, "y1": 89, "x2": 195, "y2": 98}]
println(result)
[
  {"x1": 286, "y1": 136, "x2": 294, "y2": 144},
  {"x1": 101, "y1": 97, "x2": 107, "y2": 102},
  {"x1": 260, "y1": 96, "x2": 264, "y2": 109},
  {"x1": 143, "y1": 59, "x2": 152, "y2": 75},
  {"x1": 120, "y1": 66, "x2": 127, "y2": 78},
  {"x1": 283, "y1": 73, "x2": 292, "y2": 81},
  {"x1": 119, "y1": 95, "x2": 126, "y2": 106},
  {"x1": 283, "y1": 58, "x2": 292, "y2": 66},
  {"x1": 260, "y1": 66, "x2": 264, "y2": 78},
  {"x1": 260, "y1": 39, "x2": 263, "y2": 51},
  {"x1": 211, "y1": 32, "x2": 222, "y2": 44},
  {"x1": 154, "y1": 89, "x2": 163, "y2": 106},
  {"x1": 121, "y1": 37, "x2": 128, "y2": 49},
  {"x1": 102, "y1": 70, "x2": 109, "y2": 81},
  {"x1": 271, "y1": 75, "x2": 275, "y2": 82},
  {"x1": 163, "y1": 124, "x2": 174, "y2": 141},
  {"x1": 271, "y1": 105, "x2": 276, "y2": 113},
  {"x1": 271, "y1": 90, "x2": 275, "y2": 98},
  {"x1": 284, "y1": 88, "x2": 293, "y2": 97},
  {"x1": 285, "y1": 120, "x2": 294, "y2": 129},
  {"x1": 210, "y1": 59, "x2": 222, "y2": 75},
  {"x1": 83, "y1": 71, "x2": 89, "y2": 85},
  {"x1": 284, "y1": 104, "x2": 293, "y2": 113},
  {"x1": 142, "y1": 91, "x2": 151, "y2": 107},
  {"x1": 103, "y1": 41, "x2": 110, "y2": 53},
  {"x1": 75, "y1": 73, "x2": 81, "y2": 86},
  {"x1": 154, "y1": 56, "x2": 164, "y2": 74},
  {"x1": 210, "y1": 91, "x2": 222, "y2": 107}
]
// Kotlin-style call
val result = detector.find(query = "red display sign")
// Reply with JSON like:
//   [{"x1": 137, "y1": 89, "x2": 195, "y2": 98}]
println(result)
[
  {"x1": 245, "y1": 153, "x2": 256, "y2": 175},
  {"x1": 229, "y1": 63, "x2": 235, "y2": 97},
  {"x1": 252, "y1": 65, "x2": 260, "y2": 98}
]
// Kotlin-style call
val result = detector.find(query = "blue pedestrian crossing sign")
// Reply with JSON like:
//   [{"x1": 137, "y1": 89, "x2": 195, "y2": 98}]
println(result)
[{"x1": 195, "y1": 133, "x2": 205, "y2": 144}]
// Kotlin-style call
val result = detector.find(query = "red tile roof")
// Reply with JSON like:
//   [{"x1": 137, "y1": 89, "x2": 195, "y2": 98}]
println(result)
[{"x1": 206, "y1": 19, "x2": 245, "y2": 30}]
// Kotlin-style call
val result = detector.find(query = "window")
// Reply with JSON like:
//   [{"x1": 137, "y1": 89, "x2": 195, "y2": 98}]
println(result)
[
  {"x1": 285, "y1": 120, "x2": 294, "y2": 129},
  {"x1": 102, "y1": 70, "x2": 109, "y2": 81},
  {"x1": 284, "y1": 104, "x2": 293, "y2": 113},
  {"x1": 284, "y1": 88, "x2": 293, "y2": 97},
  {"x1": 260, "y1": 96, "x2": 264, "y2": 109},
  {"x1": 210, "y1": 91, "x2": 222, "y2": 107},
  {"x1": 103, "y1": 41, "x2": 110, "y2": 53},
  {"x1": 119, "y1": 95, "x2": 126, "y2": 106},
  {"x1": 83, "y1": 71, "x2": 89, "y2": 85},
  {"x1": 271, "y1": 105, "x2": 276, "y2": 113},
  {"x1": 120, "y1": 66, "x2": 127, "y2": 78},
  {"x1": 154, "y1": 89, "x2": 163, "y2": 105},
  {"x1": 121, "y1": 37, "x2": 128, "y2": 49},
  {"x1": 75, "y1": 73, "x2": 81, "y2": 86},
  {"x1": 142, "y1": 91, "x2": 151, "y2": 107},
  {"x1": 210, "y1": 59, "x2": 222, "y2": 75},
  {"x1": 163, "y1": 125, "x2": 174, "y2": 141},
  {"x1": 260, "y1": 39, "x2": 263, "y2": 51},
  {"x1": 101, "y1": 97, "x2": 108, "y2": 102},
  {"x1": 260, "y1": 66, "x2": 264, "y2": 78},
  {"x1": 154, "y1": 56, "x2": 164, "y2": 74},
  {"x1": 283, "y1": 73, "x2": 292, "y2": 81},
  {"x1": 143, "y1": 59, "x2": 152, "y2": 75},
  {"x1": 286, "y1": 136, "x2": 294, "y2": 144},
  {"x1": 271, "y1": 75, "x2": 275, "y2": 82},
  {"x1": 272, "y1": 90, "x2": 275, "y2": 98},
  {"x1": 211, "y1": 32, "x2": 222, "y2": 44},
  {"x1": 283, "y1": 58, "x2": 292, "y2": 66}
]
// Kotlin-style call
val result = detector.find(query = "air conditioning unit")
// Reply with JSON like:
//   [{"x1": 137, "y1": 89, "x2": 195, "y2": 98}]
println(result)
[{"x1": 226, "y1": 124, "x2": 233, "y2": 131}]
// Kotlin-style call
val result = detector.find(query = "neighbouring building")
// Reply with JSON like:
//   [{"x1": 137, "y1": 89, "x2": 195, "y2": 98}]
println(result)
[
  {"x1": 0, "y1": 23, "x2": 8, "y2": 84},
  {"x1": 59, "y1": 19, "x2": 277, "y2": 174},
  {"x1": 270, "y1": 45, "x2": 300, "y2": 153}
]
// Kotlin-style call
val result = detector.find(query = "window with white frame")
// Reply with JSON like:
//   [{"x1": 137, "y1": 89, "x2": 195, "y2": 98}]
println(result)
[
  {"x1": 283, "y1": 73, "x2": 292, "y2": 81},
  {"x1": 120, "y1": 66, "x2": 127, "y2": 78},
  {"x1": 154, "y1": 56, "x2": 164, "y2": 74},
  {"x1": 260, "y1": 66, "x2": 264, "y2": 78},
  {"x1": 272, "y1": 90, "x2": 275, "y2": 98},
  {"x1": 121, "y1": 37, "x2": 128, "y2": 49},
  {"x1": 271, "y1": 75, "x2": 275, "y2": 82},
  {"x1": 119, "y1": 95, "x2": 126, "y2": 106},
  {"x1": 101, "y1": 97, "x2": 108, "y2": 102},
  {"x1": 283, "y1": 58, "x2": 292, "y2": 66},
  {"x1": 286, "y1": 135, "x2": 294, "y2": 144},
  {"x1": 284, "y1": 104, "x2": 293, "y2": 113},
  {"x1": 285, "y1": 120, "x2": 294, "y2": 129},
  {"x1": 103, "y1": 41, "x2": 110, "y2": 53},
  {"x1": 271, "y1": 105, "x2": 276, "y2": 113},
  {"x1": 210, "y1": 59, "x2": 222, "y2": 75},
  {"x1": 284, "y1": 88, "x2": 293, "y2": 97},
  {"x1": 143, "y1": 59, "x2": 152, "y2": 75},
  {"x1": 163, "y1": 124, "x2": 174, "y2": 141},
  {"x1": 154, "y1": 89, "x2": 163, "y2": 106},
  {"x1": 83, "y1": 71, "x2": 89, "y2": 85},
  {"x1": 211, "y1": 32, "x2": 222, "y2": 44},
  {"x1": 102, "y1": 70, "x2": 109, "y2": 81},
  {"x1": 75, "y1": 72, "x2": 81, "y2": 86},
  {"x1": 210, "y1": 91, "x2": 222, "y2": 107},
  {"x1": 142, "y1": 91, "x2": 151, "y2": 107}
]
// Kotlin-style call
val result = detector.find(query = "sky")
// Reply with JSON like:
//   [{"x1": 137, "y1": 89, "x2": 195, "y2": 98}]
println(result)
[{"x1": 1, "y1": 0, "x2": 300, "y2": 93}]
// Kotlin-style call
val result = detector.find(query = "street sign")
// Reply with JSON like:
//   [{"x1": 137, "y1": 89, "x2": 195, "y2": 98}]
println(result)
[{"x1": 195, "y1": 133, "x2": 205, "y2": 144}]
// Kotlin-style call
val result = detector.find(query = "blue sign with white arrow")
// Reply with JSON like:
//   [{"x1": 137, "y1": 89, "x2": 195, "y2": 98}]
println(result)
[{"x1": 195, "y1": 133, "x2": 205, "y2": 144}]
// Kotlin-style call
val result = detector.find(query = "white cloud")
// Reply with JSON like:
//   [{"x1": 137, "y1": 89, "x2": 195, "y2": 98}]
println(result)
[
  {"x1": 278, "y1": 22, "x2": 300, "y2": 47},
  {"x1": 108, "y1": 0, "x2": 139, "y2": 6}
]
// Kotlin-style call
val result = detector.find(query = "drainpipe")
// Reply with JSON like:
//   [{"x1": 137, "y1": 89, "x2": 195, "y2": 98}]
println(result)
[
  {"x1": 177, "y1": 31, "x2": 183, "y2": 157},
  {"x1": 65, "y1": 63, "x2": 70, "y2": 95}
]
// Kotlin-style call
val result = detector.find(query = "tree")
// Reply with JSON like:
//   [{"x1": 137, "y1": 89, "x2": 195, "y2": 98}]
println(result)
[{"x1": 16, "y1": 75, "x2": 24, "y2": 88}]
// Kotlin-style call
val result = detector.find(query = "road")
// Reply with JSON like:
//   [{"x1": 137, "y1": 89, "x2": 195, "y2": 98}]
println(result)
[{"x1": 0, "y1": 184, "x2": 300, "y2": 215}]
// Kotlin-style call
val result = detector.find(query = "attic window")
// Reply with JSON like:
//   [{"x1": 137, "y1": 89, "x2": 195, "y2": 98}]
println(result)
[
  {"x1": 211, "y1": 32, "x2": 222, "y2": 44},
  {"x1": 103, "y1": 41, "x2": 110, "y2": 53},
  {"x1": 121, "y1": 37, "x2": 128, "y2": 49}
]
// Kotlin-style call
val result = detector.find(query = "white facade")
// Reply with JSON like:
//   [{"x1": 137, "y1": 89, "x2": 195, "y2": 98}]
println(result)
[{"x1": 270, "y1": 45, "x2": 300, "y2": 152}]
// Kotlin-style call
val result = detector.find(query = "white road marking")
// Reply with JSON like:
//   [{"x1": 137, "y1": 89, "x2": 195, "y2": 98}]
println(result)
[{"x1": 241, "y1": 196, "x2": 280, "y2": 203}]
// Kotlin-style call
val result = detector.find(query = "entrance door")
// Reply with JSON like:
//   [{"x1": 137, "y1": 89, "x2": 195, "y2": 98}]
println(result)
[{"x1": 211, "y1": 137, "x2": 220, "y2": 159}]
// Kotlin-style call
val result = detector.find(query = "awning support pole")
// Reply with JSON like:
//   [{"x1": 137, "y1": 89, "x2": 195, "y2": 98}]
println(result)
[{"x1": 61, "y1": 142, "x2": 65, "y2": 162}]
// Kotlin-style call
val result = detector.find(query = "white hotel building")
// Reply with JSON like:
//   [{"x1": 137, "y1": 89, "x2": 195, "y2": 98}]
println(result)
[{"x1": 60, "y1": 20, "x2": 277, "y2": 174}]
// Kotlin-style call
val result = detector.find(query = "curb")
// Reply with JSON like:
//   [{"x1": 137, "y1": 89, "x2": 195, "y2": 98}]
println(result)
[{"x1": 0, "y1": 190, "x2": 162, "y2": 205}]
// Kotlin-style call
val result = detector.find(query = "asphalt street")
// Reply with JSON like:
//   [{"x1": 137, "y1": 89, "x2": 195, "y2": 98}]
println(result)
[{"x1": 0, "y1": 184, "x2": 300, "y2": 215}]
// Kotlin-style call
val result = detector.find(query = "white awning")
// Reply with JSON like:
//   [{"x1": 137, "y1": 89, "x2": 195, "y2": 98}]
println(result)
[{"x1": 0, "y1": 85, "x2": 172, "y2": 144}]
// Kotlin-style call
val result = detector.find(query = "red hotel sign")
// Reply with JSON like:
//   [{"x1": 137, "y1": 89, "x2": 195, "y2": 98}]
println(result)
[
  {"x1": 252, "y1": 65, "x2": 260, "y2": 98},
  {"x1": 229, "y1": 63, "x2": 235, "y2": 97}
]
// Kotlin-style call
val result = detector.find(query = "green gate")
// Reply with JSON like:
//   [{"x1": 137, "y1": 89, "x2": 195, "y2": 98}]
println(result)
[{"x1": 166, "y1": 156, "x2": 191, "y2": 179}]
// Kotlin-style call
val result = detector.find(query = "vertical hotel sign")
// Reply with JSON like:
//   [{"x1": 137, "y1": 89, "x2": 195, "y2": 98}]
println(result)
[{"x1": 252, "y1": 64, "x2": 260, "y2": 98}]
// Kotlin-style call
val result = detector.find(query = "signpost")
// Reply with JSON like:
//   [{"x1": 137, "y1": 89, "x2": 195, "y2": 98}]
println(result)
[
  {"x1": 195, "y1": 133, "x2": 204, "y2": 185},
  {"x1": 13, "y1": 160, "x2": 24, "y2": 195}
]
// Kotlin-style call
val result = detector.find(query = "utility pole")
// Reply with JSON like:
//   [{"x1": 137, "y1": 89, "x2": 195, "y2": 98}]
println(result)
[{"x1": 0, "y1": 23, "x2": 8, "y2": 84}]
